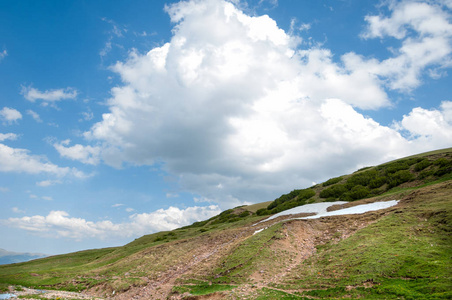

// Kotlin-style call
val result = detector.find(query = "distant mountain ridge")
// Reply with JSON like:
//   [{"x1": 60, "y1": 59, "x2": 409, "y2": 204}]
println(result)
[{"x1": 0, "y1": 248, "x2": 47, "y2": 265}]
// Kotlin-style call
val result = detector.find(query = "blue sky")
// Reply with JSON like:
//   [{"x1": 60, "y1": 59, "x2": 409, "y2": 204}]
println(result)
[{"x1": 1, "y1": 0, "x2": 451, "y2": 255}]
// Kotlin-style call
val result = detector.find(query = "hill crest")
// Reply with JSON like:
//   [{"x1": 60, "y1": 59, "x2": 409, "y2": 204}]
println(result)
[{"x1": 1, "y1": 148, "x2": 451, "y2": 299}]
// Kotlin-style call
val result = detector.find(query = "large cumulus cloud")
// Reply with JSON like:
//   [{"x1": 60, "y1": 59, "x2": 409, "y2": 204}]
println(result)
[{"x1": 59, "y1": 0, "x2": 452, "y2": 207}]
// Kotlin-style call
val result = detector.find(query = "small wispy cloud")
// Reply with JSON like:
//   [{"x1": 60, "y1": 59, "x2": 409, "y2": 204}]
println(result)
[
  {"x1": 53, "y1": 139, "x2": 101, "y2": 165},
  {"x1": 0, "y1": 133, "x2": 18, "y2": 142},
  {"x1": 36, "y1": 180, "x2": 61, "y2": 187},
  {"x1": 26, "y1": 110, "x2": 43, "y2": 123},
  {"x1": 99, "y1": 17, "x2": 127, "y2": 61},
  {"x1": 0, "y1": 107, "x2": 22, "y2": 124},
  {"x1": 12, "y1": 207, "x2": 25, "y2": 214},
  {"x1": 166, "y1": 192, "x2": 179, "y2": 198},
  {"x1": 0, "y1": 49, "x2": 7, "y2": 61},
  {"x1": 80, "y1": 111, "x2": 94, "y2": 122},
  {"x1": 21, "y1": 86, "x2": 77, "y2": 105}
]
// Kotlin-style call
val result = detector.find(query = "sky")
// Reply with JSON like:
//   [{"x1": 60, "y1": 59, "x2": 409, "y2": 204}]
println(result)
[{"x1": 0, "y1": 0, "x2": 451, "y2": 255}]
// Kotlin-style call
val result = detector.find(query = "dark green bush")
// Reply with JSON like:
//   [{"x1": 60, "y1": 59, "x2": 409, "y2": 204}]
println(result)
[
  {"x1": 414, "y1": 159, "x2": 431, "y2": 171},
  {"x1": 267, "y1": 189, "x2": 301, "y2": 210},
  {"x1": 368, "y1": 176, "x2": 387, "y2": 189},
  {"x1": 298, "y1": 188, "x2": 316, "y2": 200},
  {"x1": 418, "y1": 169, "x2": 435, "y2": 180},
  {"x1": 434, "y1": 158, "x2": 450, "y2": 167},
  {"x1": 348, "y1": 185, "x2": 370, "y2": 200},
  {"x1": 434, "y1": 166, "x2": 452, "y2": 177},
  {"x1": 388, "y1": 170, "x2": 415, "y2": 188},
  {"x1": 319, "y1": 184, "x2": 347, "y2": 199},
  {"x1": 383, "y1": 161, "x2": 411, "y2": 174},
  {"x1": 238, "y1": 211, "x2": 250, "y2": 218},
  {"x1": 322, "y1": 176, "x2": 343, "y2": 187},
  {"x1": 256, "y1": 208, "x2": 271, "y2": 216},
  {"x1": 346, "y1": 169, "x2": 379, "y2": 188}
]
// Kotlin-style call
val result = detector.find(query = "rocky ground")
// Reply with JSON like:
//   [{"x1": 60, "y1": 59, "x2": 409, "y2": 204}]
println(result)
[{"x1": 7, "y1": 286, "x2": 105, "y2": 299}]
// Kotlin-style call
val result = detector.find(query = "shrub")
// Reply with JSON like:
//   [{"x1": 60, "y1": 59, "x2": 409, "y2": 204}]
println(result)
[
  {"x1": 348, "y1": 185, "x2": 370, "y2": 200},
  {"x1": 414, "y1": 159, "x2": 431, "y2": 171},
  {"x1": 434, "y1": 158, "x2": 450, "y2": 167},
  {"x1": 382, "y1": 160, "x2": 411, "y2": 174},
  {"x1": 388, "y1": 170, "x2": 415, "y2": 188},
  {"x1": 368, "y1": 176, "x2": 386, "y2": 189},
  {"x1": 238, "y1": 211, "x2": 250, "y2": 218},
  {"x1": 319, "y1": 184, "x2": 347, "y2": 199},
  {"x1": 322, "y1": 176, "x2": 343, "y2": 187},
  {"x1": 434, "y1": 166, "x2": 452, "y2": 177},
  {"x1": 346, "y1": 169, "x2": 379, "y2": 188},
  {"x1": 298, "y1": 188, "x2": 316, "y2": 200},
  {"x1": 256, "y1": 208, "x2": 270, "y2": 216},
  {"x1": 418, "y1": 169, "x2": 435, "y2": 180}
]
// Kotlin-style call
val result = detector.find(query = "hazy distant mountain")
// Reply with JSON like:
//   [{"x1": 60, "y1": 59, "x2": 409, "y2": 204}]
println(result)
[{"x1": 0, "y1": 248, "x2": 47, "y2": 265}]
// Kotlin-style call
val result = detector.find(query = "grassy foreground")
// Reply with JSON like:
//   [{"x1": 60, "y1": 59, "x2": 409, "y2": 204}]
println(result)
[{"x1": 0, "y1": 148, "x2": 451, "y2": 299}]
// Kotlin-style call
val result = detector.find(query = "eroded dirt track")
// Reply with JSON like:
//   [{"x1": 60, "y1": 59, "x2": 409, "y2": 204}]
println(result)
[{"x1": 102, "y1": 198, "x2": 397, "y2": 300}]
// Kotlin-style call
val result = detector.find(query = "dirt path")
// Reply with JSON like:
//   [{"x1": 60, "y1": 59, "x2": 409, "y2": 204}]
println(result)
[{"x1": 112, "y1": 229, "x2": 254, "y2": 300}]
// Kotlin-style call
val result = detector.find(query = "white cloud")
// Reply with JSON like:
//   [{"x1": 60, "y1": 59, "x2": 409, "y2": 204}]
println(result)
[
  {"x1": 166, "y1": 192, "x2": 179, "y2": 198},
  {"x1": 12, "y1": 207, "x2": 25, "y2": 214},
  {"x1": 0, "y1": 143, "x2": 86, "y2": 178},
  {"x1": 54, "y1": 140, "x2": 101, "y2": 165},
  {"x1": 0, "y1": 107, "x2": 22, "y2": 124},
  {"x1": 112, "y1": 203, "x2": 124, "y2": 208},
  {"x1": 3, "y1": 205, "x2": 222, "y2": 240},
  {"x1": 0, "y1": 133, "x2": 18, "y2": 142},
  {"x1": 36, "y1": 180, "x2": 62, "y2": 187},
  {"x1": 394, "y1": 100, "x2": 452, "y2": 147},
  {"x1": 0, "y1": 49, "x2": 7, "y2": 61},
  {"x1": 21, "y1": 86, "x2": 78, "y2": 104},
  {"x1": 77, "y1": 0, "x2": 452, "y2": 208},
  {"x1": 0, "y1": 187, "x2": 9, "y2": 192},
  {"x1": 80, "y1": 111, "x2": 94, "y2": 122},
  {"x1": 26, "y1": 110, "x2": 43, "y2": 123},
  {"x1": 41, "y1": 196, "x2": 53, "y2": 201},
  {"x1": 359, "y1": 0, "x2": 452, "y2": 91}
]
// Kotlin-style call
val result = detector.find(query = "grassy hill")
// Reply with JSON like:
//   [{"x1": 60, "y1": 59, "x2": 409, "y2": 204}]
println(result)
[{"x1": 0, "y1": 148, "x2": 451, "y2": 299}]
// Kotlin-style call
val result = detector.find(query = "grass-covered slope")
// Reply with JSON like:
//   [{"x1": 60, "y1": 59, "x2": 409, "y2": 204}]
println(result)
[{"x1": 0, "y1": 148, "x2": 451, "y2": 299}]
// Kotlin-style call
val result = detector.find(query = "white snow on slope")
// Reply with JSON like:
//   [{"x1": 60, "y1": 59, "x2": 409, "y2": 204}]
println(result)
[
  {"x1": 256, "y1": 200, "x2": 399, "y2": 226},
  {"x1": 299, "y1": 200, "x2": 399, "y2": 220}
]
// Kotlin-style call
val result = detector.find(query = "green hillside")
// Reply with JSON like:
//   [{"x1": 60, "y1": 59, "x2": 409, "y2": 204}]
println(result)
[{"x1": 1, "y1": 148, "x2": 451, "y2": 299}]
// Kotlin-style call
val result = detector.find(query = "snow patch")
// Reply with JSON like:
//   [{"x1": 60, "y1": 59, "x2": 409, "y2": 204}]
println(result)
[
  {"x1": 256, "y1": 200, "x2": 399, "y2": 225},
  {"x1": 253, "y1": 227, "x2": 267, "y2": 235},
  {"x1": 298, "y1": 200, "x2": 399, "y2": 220}
]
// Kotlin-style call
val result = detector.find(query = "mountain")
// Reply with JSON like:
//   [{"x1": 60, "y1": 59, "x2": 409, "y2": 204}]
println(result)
[
  {"x1": 0, "y1": 148, "x2": 451, "y2": 299},
  {"x1": 0, "y1": 249, "x2": 47, "y2": 265}
]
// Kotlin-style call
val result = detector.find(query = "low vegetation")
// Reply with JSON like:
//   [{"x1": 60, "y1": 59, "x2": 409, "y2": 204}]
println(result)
[{"x1": 1, "y1": 148, "x2": 451, "y2": 299}]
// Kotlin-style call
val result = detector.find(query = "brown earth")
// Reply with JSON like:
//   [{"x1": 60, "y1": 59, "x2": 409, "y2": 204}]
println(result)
[
  {"x1": 13, "y1": 181, "x2": 450, "y2": 300},
  {"x1": 92, "y1": 196, "x2": 401, "y2": 299}
]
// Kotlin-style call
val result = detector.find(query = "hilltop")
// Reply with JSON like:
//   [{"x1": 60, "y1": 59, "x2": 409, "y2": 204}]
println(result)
[{"x1": 0, "y1": 148, "x2": 451, "y2": 299}]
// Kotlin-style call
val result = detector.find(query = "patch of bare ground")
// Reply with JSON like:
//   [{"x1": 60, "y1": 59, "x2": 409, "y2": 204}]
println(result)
[
  {"x1": 89, "y1": 182, "x2": 452, "y2": 299},
  {"x1": 238, "y1": 204, "x2": 399, "y2": 298},
  {"x1": 98, "y1": 200, "x2": 401, "y2": 299},
  {"x1": 101, "y1": 228, "x2": 256, "y2": 300}
]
